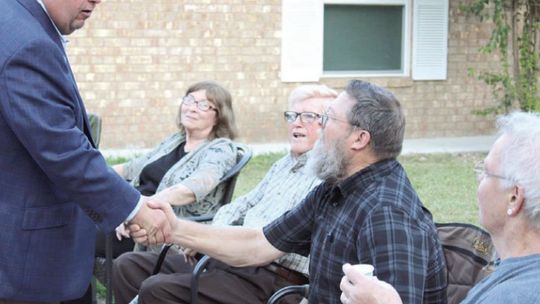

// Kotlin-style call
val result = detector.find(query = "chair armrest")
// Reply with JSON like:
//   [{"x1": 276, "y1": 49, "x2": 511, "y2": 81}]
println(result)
[
  {"x1": 149, "y1": 212, "x2": 215, "y2": 277},
  {"x1": 267, "y1": 284, "x2": 309, "y2": 304},
  {"x1": 190, "y1": 255, "x2": 212, "y2": 304},
  {"x1": 151, "y1": 244, "x2": 174, "y2": 275}
]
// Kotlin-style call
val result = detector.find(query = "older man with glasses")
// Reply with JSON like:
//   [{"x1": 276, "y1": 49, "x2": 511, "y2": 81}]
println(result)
[
  {"x1": 129, "y1": 80, "x2": 448, "y2": 304},
  {"x1": 112, "y1": 84, "x2": 337, "y2": 304}
]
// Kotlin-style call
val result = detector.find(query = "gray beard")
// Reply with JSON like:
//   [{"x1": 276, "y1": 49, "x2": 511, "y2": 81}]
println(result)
[{"x1": 307, "y1": 134, "x2": 349, "y2": 183}]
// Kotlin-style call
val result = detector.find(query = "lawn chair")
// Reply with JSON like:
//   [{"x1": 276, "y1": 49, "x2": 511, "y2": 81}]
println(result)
[
  {"x1": 267, "y1": 284, "x2": 309, "y2": 304},
  {"x1": 88, "y1": 113, "x2": 102, "y2": 148},
  {"x1": 87, "y1": 113, "x2": 102, "y2": 304},
  {"x1": 436, "y1": 223, "x2": 497, "y2": 304},
  {"x1": 104, "y1": 143, "x2": 253, "y2": 304},
  {"x1": 266, "y1": 222, "x2": 498, "y2": 304}
]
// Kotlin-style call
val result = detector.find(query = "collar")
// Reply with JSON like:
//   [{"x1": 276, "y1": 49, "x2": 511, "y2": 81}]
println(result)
[
  {"x1": 334, "y1": 158, "x2": 399, "y2": 197},
  {"x1": 34, "y1": 0, "x2": 69, "y2": 49},
  {"x1": 290, "y1": 150, "x2": 310, "y2": 173}
]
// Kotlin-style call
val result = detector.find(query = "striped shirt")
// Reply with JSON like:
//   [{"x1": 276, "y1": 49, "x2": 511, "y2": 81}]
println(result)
[
  {"x1": 212, "y1": 151, "x2": 321, "y2": 275},
  {"x1": 264, "y1": 159, "x2": 448, "y2": 304}
]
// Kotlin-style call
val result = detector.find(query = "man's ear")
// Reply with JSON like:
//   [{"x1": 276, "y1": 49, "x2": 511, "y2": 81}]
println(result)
[
  {"x1": 351, "y1": 129, "x2": 371, "y2": 151},
  {"x1": 508, "y1": 185, "x2": 526, "y2": 215}
]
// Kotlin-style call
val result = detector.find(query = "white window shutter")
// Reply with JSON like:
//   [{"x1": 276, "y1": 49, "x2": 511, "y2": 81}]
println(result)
[
  {"x1": 412, "y1": 0, "x2": 448, "y2": 80},
  {"x1": 280, "y1": 0, "x2": 323, "y2": 82}
]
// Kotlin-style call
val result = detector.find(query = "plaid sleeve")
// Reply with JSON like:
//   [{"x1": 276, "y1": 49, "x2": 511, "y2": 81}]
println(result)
[{"x1": 359, "y1": 205, "x2": 438, "y2": 304}]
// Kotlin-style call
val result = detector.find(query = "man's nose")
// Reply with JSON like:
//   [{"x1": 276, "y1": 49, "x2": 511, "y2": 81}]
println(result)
[{"x1": 291, "y1": 115, "x2": 304, "y2": 126}]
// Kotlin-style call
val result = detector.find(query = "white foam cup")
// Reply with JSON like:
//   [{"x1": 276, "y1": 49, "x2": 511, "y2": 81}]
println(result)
[{"x1": 351, "y1": 264, "x2": 374, "y2": 277}]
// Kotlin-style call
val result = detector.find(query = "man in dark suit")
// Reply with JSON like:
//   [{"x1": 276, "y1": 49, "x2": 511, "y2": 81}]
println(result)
[{"x1": 0, "y1": 0, "x2": 170, "y2": 303}]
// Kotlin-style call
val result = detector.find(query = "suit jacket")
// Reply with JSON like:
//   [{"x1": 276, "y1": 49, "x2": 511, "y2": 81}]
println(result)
[{"x1": 0, "y1": 0, "x2": 139, "y2": 301}]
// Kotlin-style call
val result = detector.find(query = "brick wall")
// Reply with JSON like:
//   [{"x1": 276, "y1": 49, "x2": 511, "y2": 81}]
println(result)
[{"x1": 68, "y1": 0, "x2": 500, "y2": 149}]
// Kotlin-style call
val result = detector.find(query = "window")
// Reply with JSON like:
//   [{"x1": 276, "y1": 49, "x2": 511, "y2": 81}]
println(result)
[
  {"x1": 323, "y1": 3, "x2": 406, "y2": 74},
  {"x1": 280, "y1": 0, "x2": 448, "y2": 82}
]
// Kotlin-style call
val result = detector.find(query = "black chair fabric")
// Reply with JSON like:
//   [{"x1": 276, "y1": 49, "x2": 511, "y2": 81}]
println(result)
[{"x1": 88, "y1": 113, "x2": 102, "y2": 148}]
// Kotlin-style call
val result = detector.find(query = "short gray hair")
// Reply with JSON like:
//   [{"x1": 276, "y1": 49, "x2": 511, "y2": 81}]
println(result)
[
  {"x1": 497, "y1": 111, "x2": 540, "y2": 230},
  {"x1": 345, "y1": 80, "x2": 405, "y2": 160},
  {"x1": 288, "y1": 84, "x2": 338, "y2": 108}
]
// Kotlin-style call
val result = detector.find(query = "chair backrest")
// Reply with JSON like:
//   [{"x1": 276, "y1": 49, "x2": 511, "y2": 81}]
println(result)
[
  {"x1": 219, "y1": 143, "x2": 252, "y2": 205},
  {"x1": 436, "y1": 222, "x2": 497, "y2": 304},
  {"x1": 184, "y1": 142, "x2": 252, "y2": 222},
  {"x1": 88, "y1": 113, "x2": 103, "y2": 148}
]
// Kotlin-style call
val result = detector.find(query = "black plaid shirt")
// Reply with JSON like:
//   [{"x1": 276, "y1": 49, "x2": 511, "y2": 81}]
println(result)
[{"x1": 263, "y1": 159, "x2": 447, "y2": 304}]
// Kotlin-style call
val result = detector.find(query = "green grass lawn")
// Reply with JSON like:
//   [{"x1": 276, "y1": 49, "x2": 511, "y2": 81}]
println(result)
[
  {"x1": 108, "y1": 151, "x2": 486, "y2": 225},
  {"x1": 399, "y1": 153, "x2": 485, "y2": 225},
  {"x1": 232, "y1": 152, "x2": 486, "y2": 225}
]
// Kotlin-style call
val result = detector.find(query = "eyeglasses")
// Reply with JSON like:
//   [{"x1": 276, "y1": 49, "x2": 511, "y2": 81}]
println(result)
[
  {"x1": 283, "y1": 111, "x2": 321, "y2": 124},
  {"x1": 474, "y1": 161, "x2": 512, "y2": 182},
  {"x1": 319, "y1": 111, "x2": 358, "y2": 128},
  {"x1": 182, "y1": 95, "x2": 216, "y2": 112}
]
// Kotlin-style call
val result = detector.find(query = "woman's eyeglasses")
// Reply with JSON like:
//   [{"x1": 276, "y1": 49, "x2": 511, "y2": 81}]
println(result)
[{"x1": 182, "y1": 95, "x2": 216, "y2": 112}]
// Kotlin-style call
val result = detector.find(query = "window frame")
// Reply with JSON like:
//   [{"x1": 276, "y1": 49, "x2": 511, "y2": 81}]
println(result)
[{"x1": 322, "y1": 0, "x2": 411, "y2": 78}]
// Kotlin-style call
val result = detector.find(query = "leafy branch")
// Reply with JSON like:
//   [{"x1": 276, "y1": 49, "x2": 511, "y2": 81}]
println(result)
[{"x1": 462, "y1": 0, "x2": 540, "y2": 114}]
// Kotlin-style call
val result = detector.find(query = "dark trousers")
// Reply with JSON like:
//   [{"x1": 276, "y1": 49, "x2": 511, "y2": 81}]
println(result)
[
  {"x1": 0, "y1": 301, "x2": 59, "y2": 304},
  {"x1": 60, "y1": 286, "x2": 92, "y2": 304},
  {"x1": 112, "y1": 250, "x2": 302, "y2": 304},
  {"x1": 66, "y1": 230, "x2": 135, "y2": 304},
  {"x1": 95, "y1": 230, "x2": 136, "y2": 259}
]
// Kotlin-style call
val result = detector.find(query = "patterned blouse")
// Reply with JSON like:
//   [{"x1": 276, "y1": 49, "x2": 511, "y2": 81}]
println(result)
[{"x1": 123, "y1": 132, "x2": 237, "y2": 219}]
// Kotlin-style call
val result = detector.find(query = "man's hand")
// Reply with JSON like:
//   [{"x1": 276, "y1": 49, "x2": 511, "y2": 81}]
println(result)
[
  {"x1": 129, "y1": 200, "x2": 178, "y2": 245},
  {"x1": 115, "y1": 223, "x2": 130, "y2": 241},
  {"x1": 182, "y1": 247, "x2": 198, "y2": 265},
  {"x1": 340, "y1": 263, "x2": 402, "y2": 304},
  {"x1": 128, "y1": 198, "x2": 171, "y2": 245}
]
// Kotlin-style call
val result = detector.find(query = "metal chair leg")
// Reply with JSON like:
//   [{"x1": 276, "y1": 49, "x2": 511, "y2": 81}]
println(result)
[
  {"x1": 190, "y1": 255, "x2": 212, "y2": 304},
  {"x1": 105, "y1": 233, "x2": 113, "y2": 304},
  {"x1": 91, "y1": 276, "x2": 97, "y2": 304}
]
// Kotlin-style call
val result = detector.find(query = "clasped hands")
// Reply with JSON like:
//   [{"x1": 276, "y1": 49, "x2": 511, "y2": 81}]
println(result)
[{"x1": 117, "y1": 196, "x2": 178, "y2": 246}]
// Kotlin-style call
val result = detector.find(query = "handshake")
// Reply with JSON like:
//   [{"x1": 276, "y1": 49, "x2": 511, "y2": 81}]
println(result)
[{"x1": 117, "y1": 196, "x2": 178, "y2": 246}]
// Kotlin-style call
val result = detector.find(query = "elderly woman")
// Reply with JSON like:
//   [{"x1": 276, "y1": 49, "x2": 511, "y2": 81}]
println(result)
[
  {"x1": 108, "y1": 80, "x2": 238, "y2": 254},
  {"x1": 68, "y1": 80, "x2": 238, "y2": 303},
  {"x1": 339, "y1": 111, "x2": 540, "y2": 304}
]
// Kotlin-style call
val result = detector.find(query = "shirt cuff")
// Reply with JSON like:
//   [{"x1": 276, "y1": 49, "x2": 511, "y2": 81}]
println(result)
[{"x1": 125, "y1": 196, "x2": 144, "y2": 222}]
